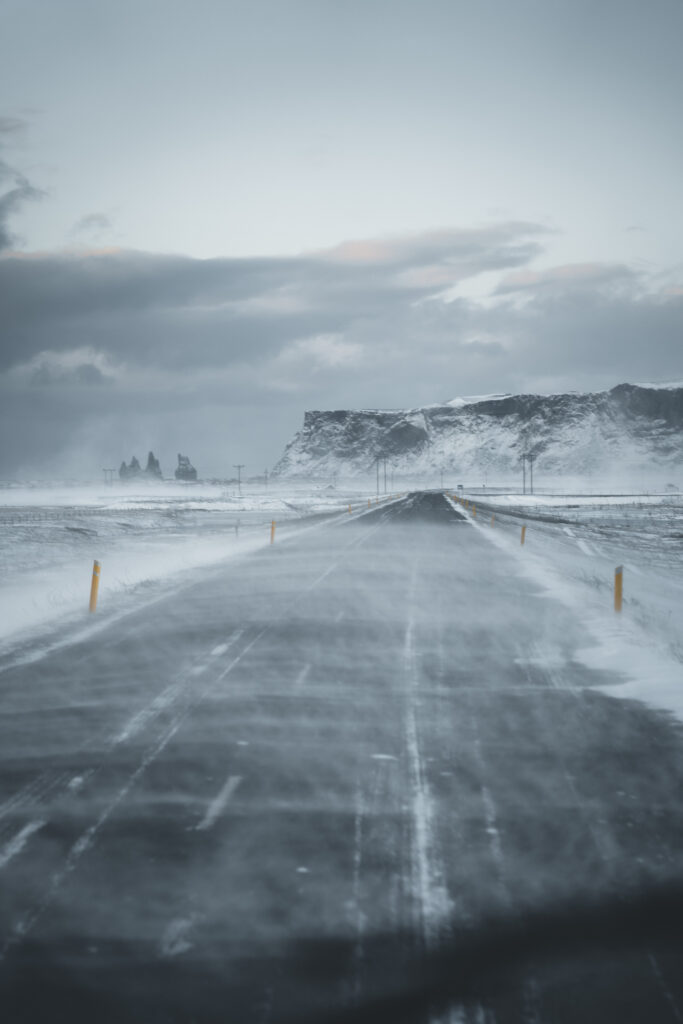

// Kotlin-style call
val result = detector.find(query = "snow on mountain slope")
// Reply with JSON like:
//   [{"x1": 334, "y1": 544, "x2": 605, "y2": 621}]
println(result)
[{"x1": 272, "y1": 383, "x2": 683, "y2": 483}]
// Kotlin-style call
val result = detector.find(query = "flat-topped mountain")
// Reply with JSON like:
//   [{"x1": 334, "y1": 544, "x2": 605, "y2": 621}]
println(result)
[{"x1": 272, "y1": 383, "x2": 683, "y2": 483}]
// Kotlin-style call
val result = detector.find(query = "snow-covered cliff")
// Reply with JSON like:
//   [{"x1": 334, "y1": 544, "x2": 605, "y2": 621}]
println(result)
[{"x1": 272, "y1": 383, "x2": 683, "y2": 483}]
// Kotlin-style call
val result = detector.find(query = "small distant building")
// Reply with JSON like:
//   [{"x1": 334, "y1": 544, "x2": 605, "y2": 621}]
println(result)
[{"x1": 175, "y1": 453, "x2": 197, "y2": 481}]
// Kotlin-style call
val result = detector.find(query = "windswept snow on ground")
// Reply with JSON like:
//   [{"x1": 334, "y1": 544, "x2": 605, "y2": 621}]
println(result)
[
  {"x1": 457, "y1": 491, "x2": 683, "y2": 725},
  {"x1": 0, "y1": 481, "x2": 371, "y2": 657}
]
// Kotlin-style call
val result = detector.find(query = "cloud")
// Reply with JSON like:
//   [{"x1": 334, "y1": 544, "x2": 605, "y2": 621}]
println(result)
[
  {"x1": 70, "y1": 212, "x2": 112, "y2": 240},
  {"x1": 0, "y1": 117, "x2": 44, "y2": 252},
  {"x1": 0, "y1": 222, "x2": 550, "y2": 374},
  {"x1": 495, "y1": 262, "x2": 638, "y2": 295},
  {"x1": 0, "y1": 221, "x2": 681, "y2": 478}
]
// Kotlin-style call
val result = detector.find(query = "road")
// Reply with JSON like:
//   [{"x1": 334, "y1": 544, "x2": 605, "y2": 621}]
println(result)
[{"x1": 0, "y1": 492, "x2": 682, "y2": 1023}]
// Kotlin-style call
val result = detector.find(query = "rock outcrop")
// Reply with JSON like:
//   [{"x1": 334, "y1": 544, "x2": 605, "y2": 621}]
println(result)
[
  {"x1": 175, "y1": 454, "x2": 197, "y2": 481},
  {"x1": 272, "y1": 383, "x2": 683, "y2": 484},
  {"x1": 119, "y1": 451, "x2": 163, "y2": 480}
]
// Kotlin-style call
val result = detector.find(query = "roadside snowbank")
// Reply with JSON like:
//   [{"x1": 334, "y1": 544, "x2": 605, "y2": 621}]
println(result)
[{"x1": 451, "y1": 493, "x2": 683, "y2": 725}]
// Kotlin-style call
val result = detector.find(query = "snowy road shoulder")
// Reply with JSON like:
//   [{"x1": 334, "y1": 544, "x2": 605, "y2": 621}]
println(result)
[{"x1": 448, "y1": 494, "x2": 683, "y2": 726}]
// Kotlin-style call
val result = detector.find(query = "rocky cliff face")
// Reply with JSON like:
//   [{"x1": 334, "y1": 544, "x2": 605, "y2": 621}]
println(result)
[{"x1": 272, "y1": 384, "x2": 683, "y2": 483}]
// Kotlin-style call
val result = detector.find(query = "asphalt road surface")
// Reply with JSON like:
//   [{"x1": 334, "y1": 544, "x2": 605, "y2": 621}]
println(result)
[{"x1": 1, "y1": 492, "x2": 682, "y2": 1023}]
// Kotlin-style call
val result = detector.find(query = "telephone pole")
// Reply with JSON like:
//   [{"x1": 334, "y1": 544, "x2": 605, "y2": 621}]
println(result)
[{"x1": 233, "y1": 464, "x2": 245, "y2": 495}]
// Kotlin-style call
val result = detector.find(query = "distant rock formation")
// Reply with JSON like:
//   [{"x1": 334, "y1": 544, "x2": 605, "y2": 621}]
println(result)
[
  {"x1": 175, "y1": 453, "x2": 197, "y2": 481},
  {"x1": 119, "y1": 451, "x2": 163, "y2": 480},
  {"x1": 119, "y1": 456, "x2": 141, "y2": 480},
  {"x1": 145, "y1": 451, "x2": 162, "y2": 478}
]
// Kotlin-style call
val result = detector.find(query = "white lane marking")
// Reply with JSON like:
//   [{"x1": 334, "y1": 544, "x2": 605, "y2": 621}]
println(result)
[
  {"x1": 350, "y1": 787, "x2": 365, "y2": 1002},
  {"x1": 115, "y1": 631, "x2": 244, "y2": 745},
  {"x1": 4, "y1": 718, "x2": 182, "y2": 956},
  {"x1": 115, "y1": 682, "x2": 183, "y2": 744},
  {"x1": 211, "y1": 643, "x2": 229, "y2": 656},
  {"x1": 294, "y1": 664, "x2": 311, "y2": 689},
  {"x1": 469, "y1": 724, "x2": 512, "y2": 912},
  {"x1": 648, "y1": 953, "x2": 683, "y2": 1022},
  {"x1": 403, "y1": 578, "x2": 452, "y2": 947},
  {"x1": 371, "y1": 753, "x2": 396, "y2": 761},
  {"x1": 0, "y1": 821, "x2": 45, "y2": 870},
  {"x1": 195, "y1": 775, "x2": 241, "y2": 832},
  {"x1": 160, "y1": 917, "x2": 195, "y2": 957},
  {"x1": 67, "y1": 773, "x2": 92, "y2": 792},
  {"x1": 0, "y1": 772, "x2": 68, "y2": 821}
]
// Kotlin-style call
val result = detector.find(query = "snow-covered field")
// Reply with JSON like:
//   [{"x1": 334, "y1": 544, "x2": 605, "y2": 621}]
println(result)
[
  {"x1": 456, "y1": 489, "x2": 683, "y2": 725},
  {"x1": 0, "y1": 481, "x2": 373, "y2": 658},
  {"x1": 2, "y1": 482, "x2": 681, "y2": 731}
]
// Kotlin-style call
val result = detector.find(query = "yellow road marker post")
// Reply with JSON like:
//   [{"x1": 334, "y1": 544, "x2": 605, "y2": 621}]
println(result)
[
  {"x1": 491, "y1": 514, "x2": 495, "y2": 526},
  {"x1": 368, "y1": 499, "x2": 371, "y2": 508},
  {"x1": 348, "y1": 504, "x2": 352, "y2": 513},
  {"x1": 270, "y1": 520, "x2": 276, "y2": 544},
  {"x1": 472, "y1": 504, "x2": 476, "y2": 517},
  {"x1": 521, "y1": 525, "x2": 526, "y2": 545},
  {"x1": 614, "y1": 565, "x2": 623, "y2": 613},
  {"x1": 89, "y1": 560, "x2": 100, "y2": 612}
]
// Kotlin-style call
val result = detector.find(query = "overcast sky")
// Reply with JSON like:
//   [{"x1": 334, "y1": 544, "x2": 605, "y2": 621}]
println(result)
[{"x1": 1, "y1": 0, "x2": 681, "y2": 479}]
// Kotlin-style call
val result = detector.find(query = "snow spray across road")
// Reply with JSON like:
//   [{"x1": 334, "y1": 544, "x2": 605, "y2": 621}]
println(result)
[{"x1": 0, "y1": 492, "x2": 681, "y2": 1022}]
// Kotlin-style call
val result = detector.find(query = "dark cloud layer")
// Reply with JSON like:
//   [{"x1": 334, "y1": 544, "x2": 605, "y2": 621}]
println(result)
[{"x1": 0, "y1": 221, "x2": 681, "y2": 478}]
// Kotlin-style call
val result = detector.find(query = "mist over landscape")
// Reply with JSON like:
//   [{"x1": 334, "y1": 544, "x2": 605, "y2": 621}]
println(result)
[{"x1": 1, "y1": 2, "x2": 682, "y2": 1022}]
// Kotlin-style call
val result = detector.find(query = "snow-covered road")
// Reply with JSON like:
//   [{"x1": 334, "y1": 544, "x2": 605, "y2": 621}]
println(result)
[{"x1": 0, "y1": 492, "x2": 681, "y2": 1022}]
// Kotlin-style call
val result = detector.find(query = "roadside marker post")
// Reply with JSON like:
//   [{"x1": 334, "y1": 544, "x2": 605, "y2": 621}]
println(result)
[
  {"x1": 521, "y1": 525, "x2": 526, "y2": 546},
  {"x1": 348, "y1": 504, "x2": 352, "y2": 513},
  {"x1": 270, "y1": 520, "x2": 276, "y2": 545},
  {"x1": 491, "y1": 514, "x2": 495, "y2": 526},
  {"x1": 89, "y1": 560, "x2": 100, "y2": 612},
  {"x1": 614, "y1": 565, "x2": 623, "y2": 613},
  {"x1": 472, "y1": 504, "x2": 476, "y2": 517}
]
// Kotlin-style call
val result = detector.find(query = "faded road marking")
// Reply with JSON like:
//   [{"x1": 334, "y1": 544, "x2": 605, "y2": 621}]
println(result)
[
  {"x1": 160, "y1": 917, "x2": 195, "y2": 957},
  {"x1": 294, "y1": 664, "x2": 311, "y2": 689},
  {"x1": 195, "y1": 775, "x2": 242, "y2": 832},
  {"x1": 0, "y1": 821, "x2": 45, "y2": 870}
]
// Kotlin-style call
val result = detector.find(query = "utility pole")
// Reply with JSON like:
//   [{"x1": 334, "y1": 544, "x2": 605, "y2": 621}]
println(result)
[
  {"x1": 264, "y1": 468, "x2": 269, "y2": 491},
  {"x1": 529, "y1": 454, "x2": 534, "y2": 495},
  {"x1": 522, "y1": 454, "x2": 527, "y2": 495},
  {"x1": 233, "y1": 464, "x2": 245, "y2": 495},
  {"x1": 375, "y1": 456, "x2": 380, "y2": 497},
  {"x1": 383, "y1": 457, "x2": 387, "y2": 494}
]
